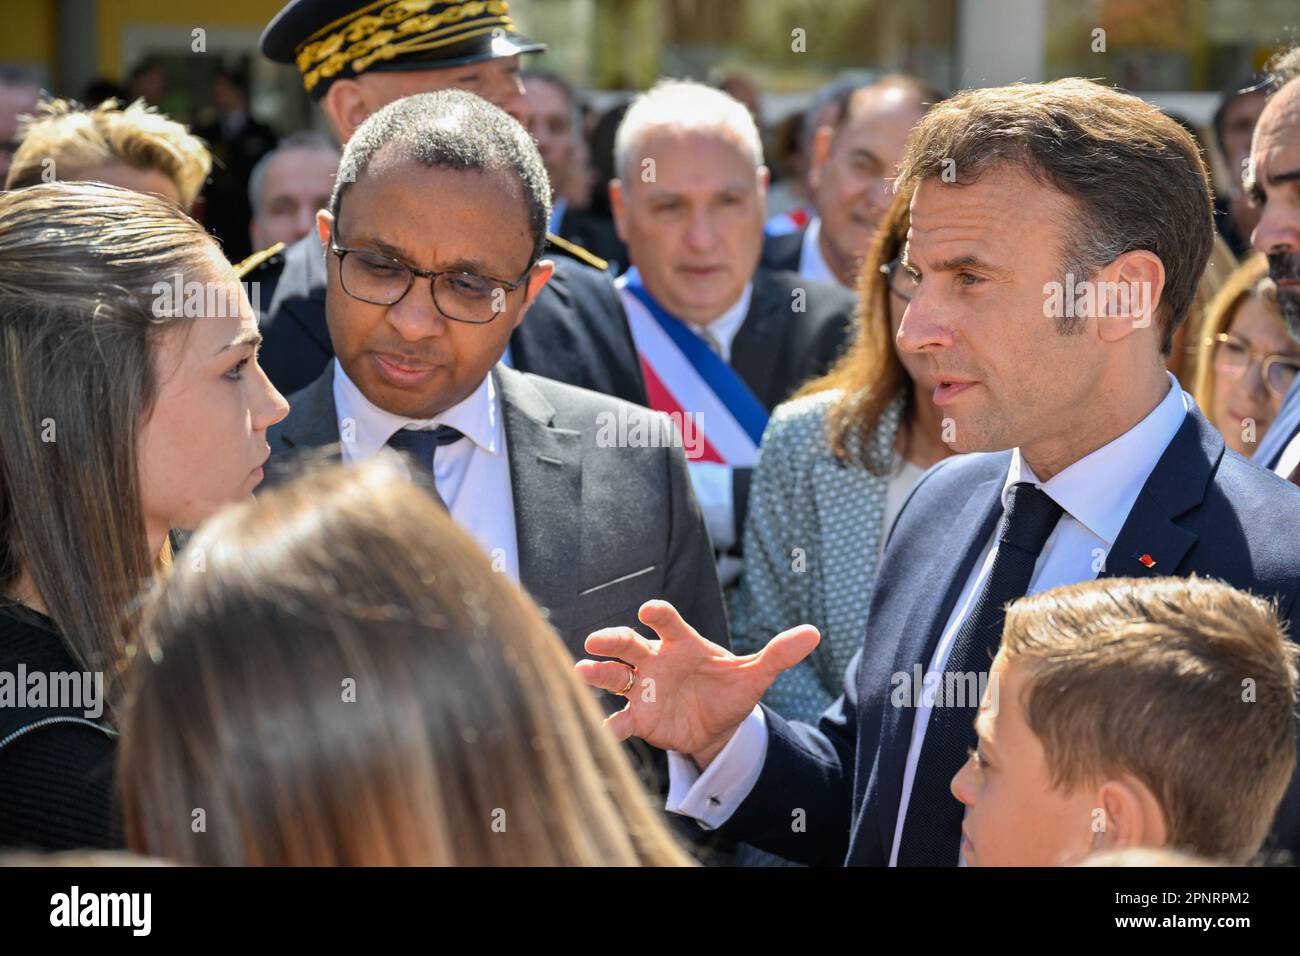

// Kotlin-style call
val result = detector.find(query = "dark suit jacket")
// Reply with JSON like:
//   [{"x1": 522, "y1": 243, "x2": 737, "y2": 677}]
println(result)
[
  {"x1": 266, "y1": 362, "x2": 727, "y2": 659},
  {"x1": 716, "y1": 407, "x2": 1300, "y2": 865},
  {"x1": 266, "y1": 362, "x2": 732, "y2": 859},
  {"x1": 1254, "y1": 375, "x2": 1300, "y2": 471},
  {"x1": 557, "y1": 206, "x2": 628, "y2": 275},
  {"x1": 245, "y1": 233, "x2": 647, "y2": 405},
  {"x1": 760, "y1": 226, "x2": 806, "y2": 275}
]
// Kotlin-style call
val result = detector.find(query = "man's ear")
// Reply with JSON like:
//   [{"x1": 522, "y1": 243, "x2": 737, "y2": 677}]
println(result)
[
  {"x1": 757, "y1": 164, "x2": 771, "y2": 209},
  {"x1": 609, "y1": 178, "x2": 628, "y2": 243},
  {"x1": 808, "y1": 123, "x2": 834, "y2": 191},
  {"x1": 1095, "y1": 249, "x2": 1166, "y2": 344},
  {"x1": 316, "y1": 208, "x2": 334, "y2": 254},
  {"x1": 321, "y1": 79, "x2": 370, "y2": 144},
  {"x1": 514, "y1": 257, "x2": 555, "y2": 329},
  {"x1": 1093, "y1": 775, "x2": 1170, "y2": 854}
]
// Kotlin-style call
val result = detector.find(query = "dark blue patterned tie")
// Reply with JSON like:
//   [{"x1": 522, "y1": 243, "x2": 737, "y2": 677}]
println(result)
[
  {"x1": 895, "y1": 481, "x2": 1064, "y2": 866},
  {"x1": 385, "y1": 425, "x2": 464, "y2": 510}
]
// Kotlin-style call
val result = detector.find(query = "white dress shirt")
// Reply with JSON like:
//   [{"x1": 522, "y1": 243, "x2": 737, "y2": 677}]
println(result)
[
  {"x1": 681, "y1": 283, "x2": 753, "y2": 562},
  {"x1": 333, "y1": 359, "x2": 520, "y2": 582},
  {"x1": 798, "y1": 217, "x2": 838, "y2": 286},
  {"x1": 667, "y1": 373, "x2": 1192, "y2": 857},
  {"x1": 1274, "y1": 429, "x2": 1300, "y2": 482}
]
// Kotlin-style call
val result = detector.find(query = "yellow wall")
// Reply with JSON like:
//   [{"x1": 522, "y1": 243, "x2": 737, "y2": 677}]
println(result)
[
  {"x1": 0, "y1": 0, "x2": 55, "y2": 70},
  {"x1": 96, "y1": 0, "x2": 285, "y2": 77}
]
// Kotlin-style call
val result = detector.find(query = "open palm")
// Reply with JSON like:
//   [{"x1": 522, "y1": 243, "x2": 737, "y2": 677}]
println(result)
[{"x1": 575, "y1": 600, "x2": 820, "y2": 767}]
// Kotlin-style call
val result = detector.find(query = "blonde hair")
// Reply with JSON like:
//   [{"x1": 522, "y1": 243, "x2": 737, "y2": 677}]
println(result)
[
  {"x1": 1000, "y1": 576, "x2": 1299, "y2": 864},
  {"x1": 1192, "y1": 254, "x2": 1285, "y2": 411},
  {"x1": 5, "y1": 98, "x2": 211, "y2": 210},
  {"x1": 122, "y1": 458, "x2": 695, "y2": 867}
]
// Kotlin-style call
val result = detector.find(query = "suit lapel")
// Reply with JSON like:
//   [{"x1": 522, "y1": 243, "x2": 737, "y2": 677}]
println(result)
[
  {"x1": 1102, "y1": 407, "x2": 1218, "y2": 579},
  {"x1": 496, "y1": 366, "x2": 585, "y2": 649},
  {"x1": 875, "y1": 472, "x2": 1004, "y2": 851},
  {"x1": 277, "y1": 364, "x2": 342, "y2": 451},
  {"x1": 730, "y1": 271, "x2": 788, "y2": 410}
]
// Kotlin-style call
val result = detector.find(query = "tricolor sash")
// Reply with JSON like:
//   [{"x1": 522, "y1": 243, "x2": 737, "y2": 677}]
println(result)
[{"x1": 617, "y1": 268, "x2": 768, "y2": 466}]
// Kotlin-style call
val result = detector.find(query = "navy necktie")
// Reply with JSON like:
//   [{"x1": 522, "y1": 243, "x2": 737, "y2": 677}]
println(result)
[
  {"x1": 385, "y1": 425, "x2": 464, "y2": 509},
  {"x1": 895, "y1": 481, "x2": 1064, "y2": 866}
]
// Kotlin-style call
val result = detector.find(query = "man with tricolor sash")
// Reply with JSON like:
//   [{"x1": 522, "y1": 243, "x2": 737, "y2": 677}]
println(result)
[{"x1": 609, "y1": 80, "x2": 856, "y2": 582}]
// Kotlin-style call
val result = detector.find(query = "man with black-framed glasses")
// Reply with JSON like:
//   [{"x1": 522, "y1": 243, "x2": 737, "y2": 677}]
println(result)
[{"x1": 266, "y1": 94, "x2": 729, "y2": 779}]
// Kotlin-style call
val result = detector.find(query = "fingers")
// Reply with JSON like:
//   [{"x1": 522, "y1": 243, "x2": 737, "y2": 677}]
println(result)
[
  {"x1": 756, "y1": 624, "x2": 821, "y2": 680},
  {"x1": 604, "y1": 706, "x2": 635, "y2": 742},
  {"x1": 638, "y1": 600, "x2": 707, "y2": 644},
  {"x1": 583, "y1": 626, "x2": 652, "y2": 664},
  {"x1": 574, "y1": 658, "x2": 637, "y2": 696}
]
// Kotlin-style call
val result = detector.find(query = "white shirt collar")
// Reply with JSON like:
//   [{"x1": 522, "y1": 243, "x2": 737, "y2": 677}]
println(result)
[
  {"x1": 1002, "y1": 372, "x2": 1190, "y2": 547},
  {"x1": 691, "y1": 283, "x2": 753, "y2": 364},
  {"x1": 332, "y1": 359, "x2": 503, "y2": 461},
  {"x1": 798, "y1": 217, "x2": 836, "y2": 286}
]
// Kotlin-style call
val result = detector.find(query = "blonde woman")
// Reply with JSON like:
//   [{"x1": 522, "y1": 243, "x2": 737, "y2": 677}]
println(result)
[
  {"x1": 5, "y1": 98, "x2": 210, "y2": 210},
  {"x1": 121, "y1": 460, "x2": 693, "y2": 867},
  {"x1": 1192, "y1": 255, "x2": 1300, "y2": 456},
  {"x1": 0, "y1": 182, "x2": 287, "y2": 850}
]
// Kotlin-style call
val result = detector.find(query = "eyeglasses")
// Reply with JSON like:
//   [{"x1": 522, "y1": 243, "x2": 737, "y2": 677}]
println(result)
[
  {"x1": 329, "y1": 228, "x2": 533, "y2": 325},
  {"x1": 880, "y1": 256, "x2": 919, "y2": 302},
  {"x1": 1209, "y1": 331, "x2": 1300, "y2": 398}
]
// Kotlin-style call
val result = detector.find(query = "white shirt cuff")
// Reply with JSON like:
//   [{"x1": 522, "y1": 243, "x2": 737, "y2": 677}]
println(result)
[{"x1": 665, "y1": 705, "x2": 768, "y2": 829}]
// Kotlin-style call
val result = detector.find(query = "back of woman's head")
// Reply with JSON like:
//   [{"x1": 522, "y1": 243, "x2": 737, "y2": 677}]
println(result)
[
  {"x1": 0, "y1": 181, "x2": 225, "y2": 690},
  {"x1": 6, "y1": 98, "x2": 211, "y2": 210},
  {"x1": 121, "y1": 459, "x2": 693, "y2": 866}
]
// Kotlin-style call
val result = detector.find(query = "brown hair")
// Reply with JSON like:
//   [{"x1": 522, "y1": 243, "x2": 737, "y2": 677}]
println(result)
[
  {"x1": 793, "y1": 182, "x2": 914, "y2": 474},
  {"x1": 1192, "y1": 254, "x2": 1286, "y2": 411},
  {"x1": 894, "y1": 78, "x2": 1214, "y2": 356},
  {"x1": 0, "y1": 181, "x2": 225, "y2": 701},
  {"x1": 5, "y1": 98, "x2": 211, "y2": 210},
  {"x1": 121, "y1": 458, "x2": 694, "y2": 867},
  {"x1": 1000, "y1": 576, "x2": 1299, "y2": 864}
]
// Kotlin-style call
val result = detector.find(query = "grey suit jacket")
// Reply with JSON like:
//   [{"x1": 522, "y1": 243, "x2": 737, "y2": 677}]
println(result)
[{"x1": 266, "y1": 362, "x2": 730, "y2": 660}]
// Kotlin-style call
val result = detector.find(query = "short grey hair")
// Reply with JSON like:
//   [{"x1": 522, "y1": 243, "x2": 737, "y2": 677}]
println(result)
[
  {"x1": 330, "y1": 90, "x2": 552, "y2": 263},
  {"x1": 248, "y1": 130, "x2": 340, "y2": 214},
  {"x1": 614, "y1": 79, "x2": 763, "y2": 183}
]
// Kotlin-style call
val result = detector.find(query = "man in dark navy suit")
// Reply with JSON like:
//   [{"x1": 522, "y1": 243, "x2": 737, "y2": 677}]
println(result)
[
  {"x1": 577, "y1": 78, "x2": 1300, "y2": 866},
  {"x1": 1248, "y1": 47, "x2": 1300, "y2": 479}
]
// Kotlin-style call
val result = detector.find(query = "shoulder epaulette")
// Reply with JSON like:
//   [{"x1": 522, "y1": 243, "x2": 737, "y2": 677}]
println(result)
[
  {"x1": 545, "y1": 232, "x2": 608, "y2": 272},
  {"x1": 235, "y1": 241, "x2": 286, "y2": 278}
]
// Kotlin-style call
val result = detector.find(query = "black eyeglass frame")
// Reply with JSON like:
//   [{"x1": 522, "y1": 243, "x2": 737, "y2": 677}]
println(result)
[
  {"x1": 880, "y1": 256, "x2": 918, "y2": 302},
  {"x1": 328, "y1": 223, "x2": 535, "y2": 324}
]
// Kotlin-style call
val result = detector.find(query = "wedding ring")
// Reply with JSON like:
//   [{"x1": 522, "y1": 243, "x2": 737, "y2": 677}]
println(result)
[{"x1": 616, "y1": 666, "x2": 637, "y2": 697}]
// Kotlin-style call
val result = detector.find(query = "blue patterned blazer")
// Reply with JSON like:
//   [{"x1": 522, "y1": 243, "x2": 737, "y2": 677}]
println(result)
[{"x1": 730, "y1": 390, "x2": 906, "y2": 722}]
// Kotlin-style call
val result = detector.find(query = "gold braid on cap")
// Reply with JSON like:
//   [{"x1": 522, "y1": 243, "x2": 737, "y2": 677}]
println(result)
[{"x1": 295, "y1": 0, "x2": 517, "y2": 93}]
